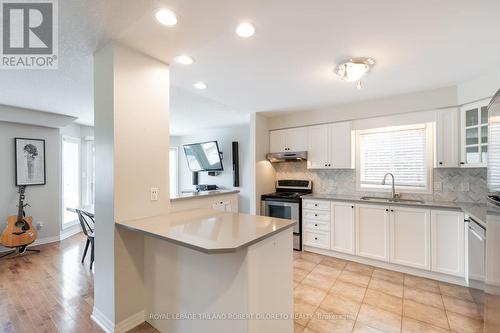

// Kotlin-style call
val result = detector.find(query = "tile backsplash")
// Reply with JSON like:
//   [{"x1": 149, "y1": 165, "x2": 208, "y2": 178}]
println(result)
[{"x1": 272, "y1": 162, "x2": 486, "y2": 203}]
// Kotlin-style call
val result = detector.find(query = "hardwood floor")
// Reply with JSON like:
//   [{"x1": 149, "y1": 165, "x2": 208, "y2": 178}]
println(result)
[{"x1": 0, "y1": 234, "x2": 158, "y2": 333}]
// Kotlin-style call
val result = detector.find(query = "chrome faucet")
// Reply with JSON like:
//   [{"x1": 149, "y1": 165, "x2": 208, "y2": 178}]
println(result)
[{"x1": 382, "y1": 173, "x2": 400, "y2": 199}]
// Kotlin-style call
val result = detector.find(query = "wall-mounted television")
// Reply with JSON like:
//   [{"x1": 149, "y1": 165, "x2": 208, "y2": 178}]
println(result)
[{"x1": 183, "y1": 141, "x2": 224, "y2": 172}]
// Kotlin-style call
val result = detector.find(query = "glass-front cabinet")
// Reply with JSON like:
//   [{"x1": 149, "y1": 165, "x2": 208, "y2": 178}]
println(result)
[{"x1": 461, "y1": 101, "x2": 488, "y2": 167}]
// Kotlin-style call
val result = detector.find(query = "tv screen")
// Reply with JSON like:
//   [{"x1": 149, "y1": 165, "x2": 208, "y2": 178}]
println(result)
[{"x1": 183, "y1": 141, "x2": 224, "y2": 172}]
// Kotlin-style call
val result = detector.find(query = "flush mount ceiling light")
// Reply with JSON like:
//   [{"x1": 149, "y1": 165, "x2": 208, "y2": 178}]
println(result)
[
  {"x1": 174, "y1": 55, "x2": 194, "y2": 65},
  {"x1": 236, "y1": 22, "x2": 255, "y2": 38},
  {"x1": 334, "y1": 57, "x2": 375, "y2": 89},
  {"x1": 193, "y1": 82, "x2": 207, "y2": 90},
  {"x1": 155, "y1": 9, "x2": 178, "y2": 27}
]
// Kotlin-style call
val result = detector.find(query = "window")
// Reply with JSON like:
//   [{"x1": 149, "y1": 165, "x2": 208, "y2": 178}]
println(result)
[
  {"x1": 62, "y1": 136, "x2": 81, "y2": 226},
  {"x1": 169, "y1": 147, "x2": 178, "y2": 196},
  {"x1": 84, "y1": 140, "x2": 95, "y2": 206},
  {"x1": 356, "y1": 124, "x2": 433, "y2": 193},
  {"x1": 461, "y1": 103, "x2": 488, "y2": 166}
]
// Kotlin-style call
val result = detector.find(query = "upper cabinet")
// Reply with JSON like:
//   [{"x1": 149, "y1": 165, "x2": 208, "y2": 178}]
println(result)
[
  {"x1": 269, "y1": 127, "x2": 308, "y2": 153},
  {"x1": 460, "y1": 101, "x2": 488, "y2": 167},
  {"x1": 307, "y1": 122, "x2": 352, "y2": 169},
  {"x1": 436, "y1": 108, "x2": 459, "y2": 168}
]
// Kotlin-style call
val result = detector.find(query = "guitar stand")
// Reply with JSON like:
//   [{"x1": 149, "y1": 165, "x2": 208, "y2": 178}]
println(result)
[{"x1": 0, "y1": 245, "x2": 40, "y2": 259}]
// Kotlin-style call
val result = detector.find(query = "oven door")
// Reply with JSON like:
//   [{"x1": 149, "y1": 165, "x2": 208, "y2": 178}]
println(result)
[{"x1": 261, "y1": 200, "x2": 299, "y2": 233}]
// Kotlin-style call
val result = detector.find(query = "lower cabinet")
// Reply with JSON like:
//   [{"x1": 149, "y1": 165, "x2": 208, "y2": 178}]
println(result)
[
  {"x1": 390, "y1": 206, "x2": 431, "y2": 270},
  {"x1": 331, "y1": 201, "x2": 355, "y2": 254},
  {"x1": 355, "y1": 204, "x2": 390, "y2": 262},
  {"x1": 431, "y1": 210, "x2": 465, "y2": 277},
  {"x1": 303, "y1": 200, "x2": 466, "y2": 279}
]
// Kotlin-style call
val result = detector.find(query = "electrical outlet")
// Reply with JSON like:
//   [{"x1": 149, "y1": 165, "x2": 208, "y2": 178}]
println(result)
[
  {"x1": 150, "y1": 188, "x2": 159, "y2": 201},
  {"x1": 36, "y1": 222, "x2": 43, "y2": 230},
  {"x1": 460, "y1": 182, "x2": 470, "y2": 192},
  {"x1": 433, "y1": 182, "x2": 443, "y2": 191}
]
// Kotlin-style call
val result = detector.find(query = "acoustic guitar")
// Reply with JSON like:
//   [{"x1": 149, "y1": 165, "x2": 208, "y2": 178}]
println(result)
[{"x1": 0, "y1": 186, "x2": 36, "y2": 248}]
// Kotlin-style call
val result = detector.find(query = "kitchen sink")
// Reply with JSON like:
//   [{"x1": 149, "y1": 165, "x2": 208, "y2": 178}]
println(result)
[{"x1": 360, "y1": 196, "x2": 425, "y2": 204}]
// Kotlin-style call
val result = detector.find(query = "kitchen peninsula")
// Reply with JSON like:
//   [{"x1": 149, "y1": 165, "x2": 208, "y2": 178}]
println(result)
[{"x1": 116, "y1": 208, "x2": 295, "y2": 333}]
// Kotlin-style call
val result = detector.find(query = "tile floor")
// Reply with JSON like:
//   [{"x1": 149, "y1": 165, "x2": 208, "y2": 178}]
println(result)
[{"x1": 293, "y1": 251, "x2": 484, "y2": 333}]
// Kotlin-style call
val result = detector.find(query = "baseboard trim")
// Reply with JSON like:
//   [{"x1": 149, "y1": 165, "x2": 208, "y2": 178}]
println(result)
[
  {"x1": 116, "y1": 310, "x2": 145, "y2": 333},
  {"x1": 60, "y1": 225, "x2": 82, "y2": 241},
  {"x1": 91, "y1": 306, "x2": 115, "y2": 333},
  {"x1": 304, "y1": 246, "x2": 468, "y2": 286}
]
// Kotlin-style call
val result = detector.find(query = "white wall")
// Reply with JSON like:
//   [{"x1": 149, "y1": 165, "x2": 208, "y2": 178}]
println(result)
[
  {"x1": 94, "y1": 42, "x2": 170, "y2": 328},
  {"x1": 0, "y1": 121, "x2": 94, "y2": 250},
  {"x1": 457, "y1": 70, "x2": 500, "y2": 105},
  {"x1": 171, "y1": 124, "x2": 251, "y2": 213},
  {"x1": 268, "y1": 86, "x2": 457, "y2": 130},
  {"x1": 0, "y1": 121, "x2": 60, "y2": 245},
  {"x1": 250, "y1": 113, "x2": 275, "y2": 215}
]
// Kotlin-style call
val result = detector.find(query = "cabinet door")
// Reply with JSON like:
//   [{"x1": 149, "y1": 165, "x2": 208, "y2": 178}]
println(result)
[
  {"x1": 286, "y1": 127, "x2": 308, "y2": 152},
  {"x1": 331, "y1": 202, "x2": 355, "y2": 254},
  {"x1": 460, "y1": 102, "x2": 488, "y2": 167},
  {"x1": 431, "y1": 210, "x2": 465, "y2": 277},
  {"x1": 355, "y1": 204, "x2": 390, "y2": 261},
  {"x1": 307, "y1": 125, "x2": 330, "y2": 169},
  {"x1": 390, "y1": 206, "x2": 431, "y2": 270},
  {"x1": 436, "y1": 108, "x2": 459, "y2": 168},
  {"x1": 329, "y1": 122, "x2": 352, "y2": 169},
  {"x1": 269, "y1": 130, "x2": 287, "y2": 152}
]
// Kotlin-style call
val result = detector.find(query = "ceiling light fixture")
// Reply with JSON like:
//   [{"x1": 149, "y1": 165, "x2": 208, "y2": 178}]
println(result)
[
  {"x1": 193, "y1": 82, "x2": 207, "y2": 90},
  {"x1": 155, "y1": 9, "x2": 178, "y2": 27},
  {"x1": 236, "y1": 22, "x2": 255, "y2": 38},
  {"x1": 174, "y1": 55, "x2": 194, "y2": 65},
  {"x1": 334, "y1": 57, "x2": 375, "y2": 89}
]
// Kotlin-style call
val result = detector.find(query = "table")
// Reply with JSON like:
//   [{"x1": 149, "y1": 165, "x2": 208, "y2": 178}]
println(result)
[{"x1": 66, "y1": 205, "x2": 95, "y2": 217}]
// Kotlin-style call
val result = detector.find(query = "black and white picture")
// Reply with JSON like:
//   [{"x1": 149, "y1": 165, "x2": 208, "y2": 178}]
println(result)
[{"x1": 15, "y1": 138, "x2": 46, "y2": 186}]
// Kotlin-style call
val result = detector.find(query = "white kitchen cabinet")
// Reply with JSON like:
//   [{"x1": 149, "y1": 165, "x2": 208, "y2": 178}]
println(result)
[
  {"x1": 307, "y1": 122, "x2": 352, "y2": 169},
  {"x1": 307, "y1": 125, "x2": 330, "y2": 169},
  {"x1": 355, "y1": 204, "x2": 390, "y2": 262},
  {"x1": 390, "y1": 206, "x2": 431, "y2": 270},
  {"x1": 436, "y1": 108, "x2": 459, "y2": 168},
  {"x1": 431, "y1": 210, "x2": 465, "y2": 277},
  {"x1": 269, "y1": 127, "x2": 308, "y2": 153},
  {"x1": 303, "y1": 199, "x2": 331, "y2": 248},
  {"x1": 331, "y1": 201, "x2": 355, "y2": 254},
  {"x1": 460, "y1": 101, "x2": 488, "y2": 167}
]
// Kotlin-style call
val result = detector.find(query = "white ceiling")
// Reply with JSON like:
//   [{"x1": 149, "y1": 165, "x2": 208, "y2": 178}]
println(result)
[{"x1": 1, "y1": 0, "x2": 500, "y2": 131}]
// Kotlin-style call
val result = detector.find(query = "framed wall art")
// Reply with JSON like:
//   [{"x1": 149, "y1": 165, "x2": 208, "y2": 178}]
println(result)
[{"x1": 15, "y1": 138, "x2": 46, "y2": 186}]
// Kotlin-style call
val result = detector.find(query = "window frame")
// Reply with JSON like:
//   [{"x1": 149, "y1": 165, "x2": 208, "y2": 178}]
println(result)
[
  {"x1": 355, "y1": 123, "x2": 434, "y2": 194},
  {"x1": 61, "y1": 135, "x2": 82, "y2": 229}
]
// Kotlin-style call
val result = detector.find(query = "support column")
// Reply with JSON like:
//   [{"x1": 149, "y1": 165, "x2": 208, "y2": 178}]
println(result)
[{"x1": 93, "y1": 42, "x2": 170, "y2": 332}]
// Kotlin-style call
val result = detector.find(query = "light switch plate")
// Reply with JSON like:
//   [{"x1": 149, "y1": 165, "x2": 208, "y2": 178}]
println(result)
[
  {"x1": 151, "y1": 188, "x2": 159, "y2": 201},
  {"x1": 433, "y1": 182, "x2": 443, "y2": 191}
]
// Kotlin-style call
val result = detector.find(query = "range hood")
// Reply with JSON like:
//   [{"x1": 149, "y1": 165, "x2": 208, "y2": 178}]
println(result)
[{"x1": 266, "y1": 151, "x2": 307, "y2": 163}]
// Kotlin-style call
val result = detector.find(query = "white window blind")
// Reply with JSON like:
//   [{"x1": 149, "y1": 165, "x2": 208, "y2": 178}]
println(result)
[{"x1": 359, "y1": 125, "x2": 428, "y2": 189}]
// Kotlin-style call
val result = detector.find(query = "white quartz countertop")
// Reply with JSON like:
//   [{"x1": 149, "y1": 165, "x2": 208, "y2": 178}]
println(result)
[
  {"x1": 302, "y1": 194, "x2": 487, "y2": 226},
  {"x1": 115, "y1": 209, "x2": 295, "y2": 253},
  {"x1": 170, "y1": 189, "x2": 239, "y2": 202}
]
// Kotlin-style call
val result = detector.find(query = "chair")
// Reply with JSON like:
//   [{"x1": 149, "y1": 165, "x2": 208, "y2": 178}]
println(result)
[{"x1": 76, "y1": 209, "x2": 95, "y2": 270}]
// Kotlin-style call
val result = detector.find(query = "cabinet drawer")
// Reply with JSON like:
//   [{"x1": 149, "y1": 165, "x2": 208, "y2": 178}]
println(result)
[
  {"x1": 304, "y1": 220, "x2": 330, "y2": 232},
  {"x1": 302, "y1": 200, "x2": 330, "y2": 211},
  {"x1": 304, "y1": 231, "x2": 330, "y2": 249},
  {"x1": 303, "y1": 209, "x2": 330, "y2": 221}
]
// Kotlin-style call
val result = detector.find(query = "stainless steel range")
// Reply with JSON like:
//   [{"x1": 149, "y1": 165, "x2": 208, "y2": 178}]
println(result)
[{"x1": 261, "y1": 180, "x2": 312, "y2": 251}]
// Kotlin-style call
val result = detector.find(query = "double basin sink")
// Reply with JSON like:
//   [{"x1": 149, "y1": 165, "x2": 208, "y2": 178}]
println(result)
[{"x1": 360, "y1": 196, "x2": 425, "y2": 204}]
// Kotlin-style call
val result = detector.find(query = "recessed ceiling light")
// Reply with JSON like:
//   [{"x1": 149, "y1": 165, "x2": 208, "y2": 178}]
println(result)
[
  {"x1": 193, "y1": 82, "x2": 207, "y2": 90},
  {"x1": 236, "y1": 22, "x2": 255, "y2": 38},
  {"x1": 155, "y1": 9, "x2": 177, "y2": 27},
  {"x1": 174, "y1": 55, "x2": 194, "y2": 65}
]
